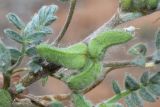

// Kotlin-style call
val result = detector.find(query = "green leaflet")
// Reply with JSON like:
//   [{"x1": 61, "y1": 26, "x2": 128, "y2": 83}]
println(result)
[
  {"x1": 71, "y1": 93, "x2": 92, "y2": 107},
  {"x1": 88, "y1": 30, "x2": 133, "y2": 59},
  {"x1": 0, "y1": 89, "x2": 12, "y2": 107},
  {"x1": 67, "y1": 60, "x2": 102, "y2": 92},
  {"x1": 36, "y1": 42, "x2": 88, "y2": 69},
  {"x1": 6, "y1": 13, "x2": 25, "y2": 30},
  {"x1": 0, "y1": 43, "x2": 11, "y2": 72}
]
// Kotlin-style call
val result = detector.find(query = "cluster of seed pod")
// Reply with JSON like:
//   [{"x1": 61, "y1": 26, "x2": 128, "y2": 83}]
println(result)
[
  {"x1": 120, "y1": 0, "x2": 159, "y2": 13},
  {"x1": 37, "y1": 29, "x2": 134, "y2": 93}
]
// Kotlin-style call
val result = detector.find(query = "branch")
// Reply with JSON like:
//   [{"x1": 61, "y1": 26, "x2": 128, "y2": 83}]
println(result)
[
  {"x1": 13, "y1": 94, "x2": 70, "y2": 107},
  {"x1": 84, "y1": 55, "x2": 154, "y2": 94},
  {"x1": 83, "y1": 9, "x2": 159, "y2": 43},
  {"x1": 19, "y1": 62, "x2": 61, "y2": 87},
  {"x1": 12, "y1": 68, "x2": 30, "y2": 74},
  {"x1": 54, "y1": 0, "x2": 77, "y2": 45},
  {"x1": 83, "y1": 10, "x2": 120, "y2": 43}
]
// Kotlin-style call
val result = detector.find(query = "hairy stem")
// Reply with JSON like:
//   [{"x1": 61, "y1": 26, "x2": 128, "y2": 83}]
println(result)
[
  {"x1": 9, "y1": 43, "x2": 26, "y2": 72},
  {"x1": 54, "y1": 0, "x2": 77, "y2": 45},
  {"x1": 105, "y1": 90, "x2": 130, "y2": 104},
  {"x1": 3, "y1": 43, "x2": 26, "y2": 89}
]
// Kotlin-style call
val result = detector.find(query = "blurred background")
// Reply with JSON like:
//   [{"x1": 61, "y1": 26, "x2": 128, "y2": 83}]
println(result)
[{"x1": 0, "y1": 0, "x2": 160, "y2": 106}]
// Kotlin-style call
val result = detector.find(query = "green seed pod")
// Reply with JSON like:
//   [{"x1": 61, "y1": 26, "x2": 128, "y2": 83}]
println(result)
[
  {"x1": 88, "y1": 30, "x2": 133, "y2": 59},
  {"x1": 146, "y1": 0, "x2": 158, "y2": 10},
  {"x1": 36, "y1": 42, "x2": 88, "y2": 69},
  {"x1": 71, "y1": 93, "x2": 92, "y2": 107},
  {"x1": 120, "y1": 0, "x2": 132, "y2": 11},
  {"x1": 67, "y1": 60, "x2": 102, "y2": 92}
]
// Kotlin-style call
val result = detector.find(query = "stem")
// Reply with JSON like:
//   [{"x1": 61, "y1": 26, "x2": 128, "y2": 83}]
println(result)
[
  {"x1": 2, "y1": 44, "x2": 26, "y2": 89},
  {"x1": 12, "y1": 68, "x2": 30, "y2": 74},
  {"x1": 53, "y1": 0, "x2": 77, "y2": 45},
  {"x1": 2, "y1": 73, "x2": 11, "y2": 89},
  {"x1": 105, "y1": 90, "x2": 130, "y2": 104},
  {"x1": 9, "y1": 43, "x2": 26, "y2": 73},
  {"x1": 96, "y1": 90, "x2": 131, "y2": 106}
]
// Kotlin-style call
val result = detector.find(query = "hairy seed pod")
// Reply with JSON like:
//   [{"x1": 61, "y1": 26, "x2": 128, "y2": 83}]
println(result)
[
  {"x1": 120, "y1": 0, "x2": 132, "y2": 11},
  {"x1": 71, "y1": 93, "x2": 92, "y2": 107},
  {"x1": 146, "y1": 0, "x2": 158, "y2": 10},
  {"x1": 36, "y1": 43, "x2": 88, "y2": 69},
  {"x1": 67, "y1": 60, "x2": 102, "y2": 92},
  {"x1": 88, "y1": 30, "x2": 133, "y2": 59}
]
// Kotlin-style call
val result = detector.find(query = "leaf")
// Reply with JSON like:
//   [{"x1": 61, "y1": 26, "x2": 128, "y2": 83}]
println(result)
[
  {"x1": 153, "y1": 50, "x2": 160, "y2": 64},
  {"x1": 115, "y1": 103, "x2": 124, "y2": 107},
  {"x1": 128, "y1": 43, "x2": 147, "y2": 67},
  {"x1": 139, "y1": 87, "x2": 156, "y2": 102},
  {"x1": 155, "y1": 28, "x2": 160, "y2": 49},
  {"x1": 130, "y1": 92, "x2": 143, "y2": 107},
  {"x1": 21, "y1": 5, "x2": 57, "y2": 46},
  {"x1": 24, "y1": 5, "x2": 57, "y2": 35},
  {"x1": 125, "y1": 74, "x2": 140, "y2": 91},
  {"x1": 0, "y1": 89, "x2": 12, "y2": 107},
  {"x1": 147, "y1": 84, "x2": 160, "y2": 96},
  {"x1": 6, "y1": 13, "x2": 25, "y2": 30},
  {"x1": 0, "y1": 43, "x2": 11, "y2": 72},
  {"x1": 125, "y1": 96, "x2": 135, "y2": 107},
  {"x1": 44, "y1": 16, "x2": 57, "y2": 26},
  {"x1": 131, "y1": 55, "x2": 146, "y2": 67},
  {"x1": 26, "y1": 31, "x2": 48, "y2": 43},
  {"x1": 8, "y1": 48, "x2": 21, "y2": 62},
  {"x1": 4, "y1": 29, "x2": 23, "y2": 44},
  {"x1": 15, "y1": 83, "x2": 25, "y2": 93},
  {"x1": 149, "y1": 72, "x2": 160, "y2": 84},
  {"x1": 112, "y1": 80, "x2": 121, "y2": 94},
  {"x1": 28, "y1": 60, "x2": 42, "y2": 73},
  {"x1": 26, "y1": 46, "x2": 37, "y2": 57},
  {"x1": 140, "y1": 71, "x2": 149, "y2": 86},
  {"x1": 39, "y1": 26, "x2": 53, "y2": 34},
  {"x1": 128, "y1": 43, "x2": 147, "y2": 56},
  {"x1": 38, "y1": 5, "x2": 58, "y2": 26}
]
